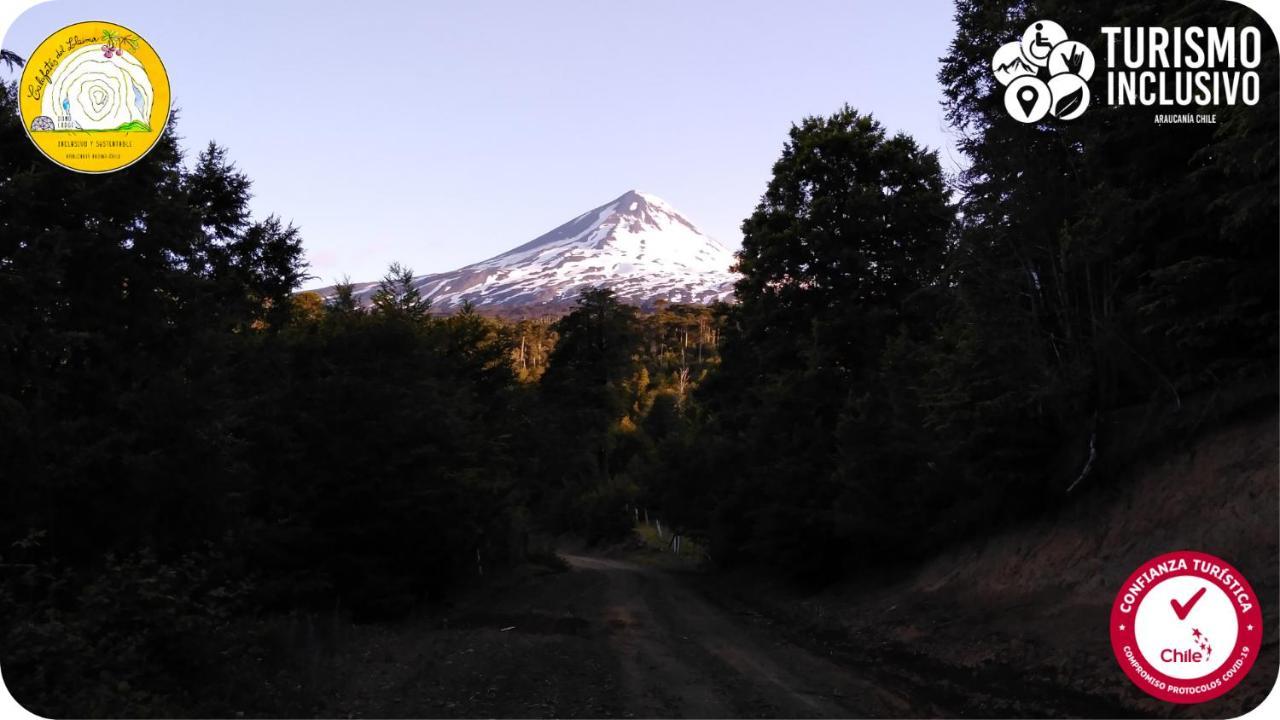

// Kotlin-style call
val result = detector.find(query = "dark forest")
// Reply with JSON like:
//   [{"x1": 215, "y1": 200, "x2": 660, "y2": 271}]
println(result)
[{"x1": 1, "y1": 0, "x2": 1276, "y2": 716}]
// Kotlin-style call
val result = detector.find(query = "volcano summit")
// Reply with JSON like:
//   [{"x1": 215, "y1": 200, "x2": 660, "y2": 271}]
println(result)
[{"x1": 315, "y1": 191, "x2": 739, "y2": 313}]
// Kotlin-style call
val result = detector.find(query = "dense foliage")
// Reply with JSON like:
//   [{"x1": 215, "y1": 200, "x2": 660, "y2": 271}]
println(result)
[
  {"x1": 655, "y1": 0, "x2": 1278, "y2": 579},
  {"x1": 0, "y1": 83, "x2": 527, "y2": 713},
  {"x1": 0, "y1": 76, "x2": 721, "y2": 710},
  {"x1": 0, "y1": 0, "x2": 1275, "y2": 712},
  {"x1": 686, "y1": 107, "x2": 956, "y2": 574}
]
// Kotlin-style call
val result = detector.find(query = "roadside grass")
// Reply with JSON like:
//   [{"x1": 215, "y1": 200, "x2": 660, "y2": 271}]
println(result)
[{"x1": 629, "y1": 522, "x2": 709, "y2": 570}]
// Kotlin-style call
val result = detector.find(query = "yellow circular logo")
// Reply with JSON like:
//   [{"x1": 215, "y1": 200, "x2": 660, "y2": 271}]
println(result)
[{"x1": 19, "y1": 21, "x2": 171, "y2": 173}]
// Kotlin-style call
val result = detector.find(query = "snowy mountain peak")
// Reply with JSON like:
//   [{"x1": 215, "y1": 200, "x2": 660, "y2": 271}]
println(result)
[
  {"x1": 317, "y1": 191, "x2": 739, "y2": 314},
  {"x1": 609, "y1": 190, "x2": 715, "y2": 241},
  {"x1": 611, "y1": 189, "x2": 685, "y2": 221},
  {"x1": 491, "y1": 190, "x2": 729, "y2": 268}
]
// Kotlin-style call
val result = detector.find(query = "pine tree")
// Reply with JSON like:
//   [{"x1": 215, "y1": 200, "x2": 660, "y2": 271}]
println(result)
[{"x1": 370, "y1": 262, "x2": 430, "y2": 319}]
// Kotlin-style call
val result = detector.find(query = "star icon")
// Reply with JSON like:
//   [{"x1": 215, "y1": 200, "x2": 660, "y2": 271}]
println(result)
[
  {"x1": 1247, "y1": 624, "x2": 1255, "y2": 631},
  {"x1": 1193, "y1": 628, "x2": 1202, "y2": 638},
  {"x1": 1119, "y1": 624, "x2": 1126, "y2": 631}
]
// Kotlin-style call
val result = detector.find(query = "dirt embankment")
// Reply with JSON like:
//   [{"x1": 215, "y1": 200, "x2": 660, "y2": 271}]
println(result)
[
  {"x1": 245, "y1": 408, "x2": 1275, "y2": 718},
  {"x1": 705, "y1": 409, "x2": 1278, "y2": 717}
]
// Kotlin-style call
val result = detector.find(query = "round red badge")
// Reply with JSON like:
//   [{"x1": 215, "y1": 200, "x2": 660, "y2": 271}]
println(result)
[{"x1": 1110, "y1": 550, "x2": 1262, "y2": 703}]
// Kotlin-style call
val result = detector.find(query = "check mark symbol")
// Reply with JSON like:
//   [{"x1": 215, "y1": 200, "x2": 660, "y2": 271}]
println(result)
[{"x1": 1171, "y1": 586, "x2": 1207, "y2": 620}]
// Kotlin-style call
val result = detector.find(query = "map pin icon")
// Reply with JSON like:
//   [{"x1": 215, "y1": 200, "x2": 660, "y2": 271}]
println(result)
[{"x1": 1017, "y1": 85, "x2": 1039, "y2": 117}]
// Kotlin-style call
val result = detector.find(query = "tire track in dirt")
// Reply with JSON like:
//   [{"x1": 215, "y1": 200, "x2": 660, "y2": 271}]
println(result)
[{"x1": 564, "y1": 554, "x2": 911, "y2": 717}]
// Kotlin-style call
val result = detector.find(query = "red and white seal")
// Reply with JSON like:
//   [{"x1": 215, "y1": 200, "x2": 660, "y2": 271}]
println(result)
[{"x1": 1110, "y1": 550, "x2": 1263, "y2": 703}]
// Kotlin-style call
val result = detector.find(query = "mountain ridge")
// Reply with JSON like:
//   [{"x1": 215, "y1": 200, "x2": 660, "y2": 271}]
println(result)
[{"x1": 309, "y1": 190, "x2": 740, "y2": 314}]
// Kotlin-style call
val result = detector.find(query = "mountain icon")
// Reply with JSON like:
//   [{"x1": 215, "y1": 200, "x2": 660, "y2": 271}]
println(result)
[{"x1": 995, "y1": 56, "x2": 1034, "y2": 75}]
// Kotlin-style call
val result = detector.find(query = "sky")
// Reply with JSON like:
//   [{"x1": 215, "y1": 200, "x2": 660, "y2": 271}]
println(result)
[{"x1": 3, "y1": 0, "x2": 962, "y2": 287}]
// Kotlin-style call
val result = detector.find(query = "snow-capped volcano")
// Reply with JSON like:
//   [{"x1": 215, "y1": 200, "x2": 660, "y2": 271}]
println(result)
[{"x1": 321, "y1": 190, "x2": 738, "y2": 312}]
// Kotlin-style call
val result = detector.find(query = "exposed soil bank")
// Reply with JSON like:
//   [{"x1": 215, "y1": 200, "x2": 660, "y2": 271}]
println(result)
[
  {"x1": 699, "y1": 409, "x2": 1278, "y2": 717},
  {"x1": 254, "y1": 410, "x2": 1275, "y2": 718}
]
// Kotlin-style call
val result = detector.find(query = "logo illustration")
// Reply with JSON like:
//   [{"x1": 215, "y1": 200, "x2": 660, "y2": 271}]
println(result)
[
  {"x1": 19, "y1": 21, "x2": 171, "y2": 173},
  {"x1": 1110, "y1": 550, "x2": 1262, "y2": 703},
  {"x1": 991, "y1": 20, "x2": 1093, "y2": 123}
]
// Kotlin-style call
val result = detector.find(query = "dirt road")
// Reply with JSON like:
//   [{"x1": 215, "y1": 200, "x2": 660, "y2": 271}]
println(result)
[
  {"x1": 306, "y1": 412, "x2": 1276, "y2": 718},
  {"x1": 312, "y1": 552, "x2": 923, "y2": 718},
  {"x1": 557, "y1": 554, "x2": 912, "y2": 718}
]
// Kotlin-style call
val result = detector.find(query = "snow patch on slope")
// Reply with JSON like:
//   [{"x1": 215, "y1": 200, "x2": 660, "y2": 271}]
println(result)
[{"x1": 320, "y1": 190, "x2": 739, "y2": 312}]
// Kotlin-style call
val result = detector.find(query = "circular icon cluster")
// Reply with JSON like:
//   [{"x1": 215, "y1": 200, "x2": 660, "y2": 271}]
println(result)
[{"x1": 991, "y1": 20, "x2": 1093, "y2": 123}]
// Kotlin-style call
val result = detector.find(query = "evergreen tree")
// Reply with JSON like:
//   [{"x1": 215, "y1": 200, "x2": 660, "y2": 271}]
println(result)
[
  {"x1": 535, "y1": 289, "x2": 644, "y2": 540},
  {"x1": 0, "y1": 49, "x2": 23, "y2": 70},
  {"x1": 698, "y1": 106, "x2": 953, "y2": 574},
  {"x1": 934, "y1": 0, "x2": 1277, "y2": 517},
  {"x1": 327, "y1": 276, "x2": 360, "y2": 314},
  {"x1": 370, "y1": 262, "x2": 430, "y2": 319}
]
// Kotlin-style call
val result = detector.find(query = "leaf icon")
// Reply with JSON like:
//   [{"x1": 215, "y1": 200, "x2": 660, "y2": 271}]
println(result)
[{"x1": 1055, "y1": 87, "x2": 1084, "y2": 118}]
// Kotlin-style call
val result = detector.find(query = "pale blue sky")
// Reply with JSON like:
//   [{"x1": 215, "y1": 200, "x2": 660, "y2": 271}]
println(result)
[{"x1": 4, "y1": 0, "x2": 961, "y2": 286}]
